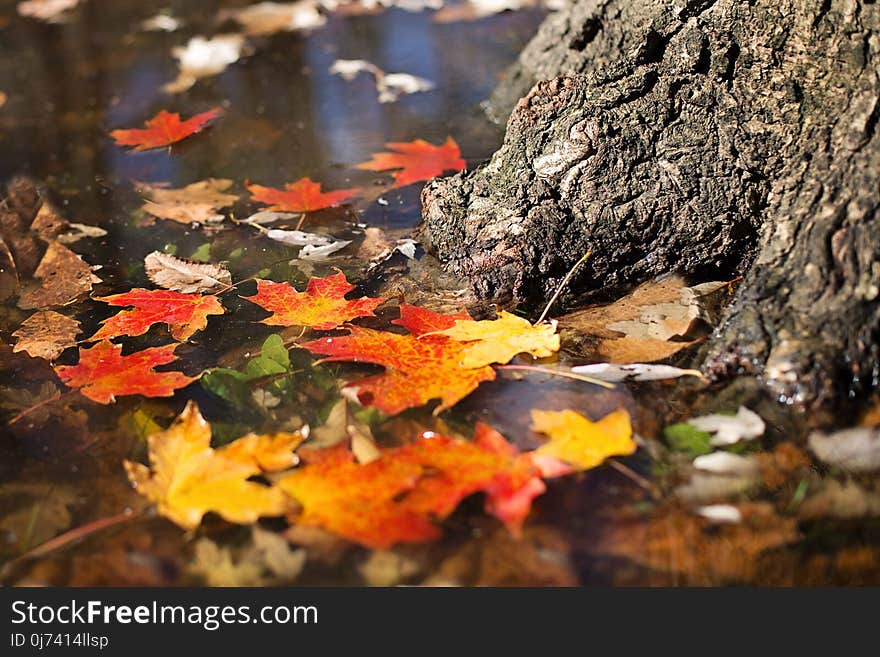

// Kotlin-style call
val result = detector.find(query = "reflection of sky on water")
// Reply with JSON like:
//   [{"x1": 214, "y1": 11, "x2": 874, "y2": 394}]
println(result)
[{"x1": 0, "y1": 5, "x2": 544, "y2": 207}]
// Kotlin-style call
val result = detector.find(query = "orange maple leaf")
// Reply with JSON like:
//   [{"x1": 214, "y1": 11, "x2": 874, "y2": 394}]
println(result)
[
  {"x1": 244, "y1": 272, "x2": 383, "y2": 330},
  {"x1": 279, "y1": 424, "x2": 561, "y2": 548},
  {"x1": 55, "y1": 340, "x2": 195, "y2": 404},
  {"x1": 110, "y1": 108, "x2": 221, "y2": 152},
  {"x1": 91, "y1": 288, "x2": 225, "y2": 341},
  {"x1": 246, "y1": 177, "x2": 360, "y2": 212},
  {"x1": 300, "y1": 304, "x2": 495, "y2": 414},
  {"x1": 356, "y1": 137, "x2": 466, "y2": 188}
]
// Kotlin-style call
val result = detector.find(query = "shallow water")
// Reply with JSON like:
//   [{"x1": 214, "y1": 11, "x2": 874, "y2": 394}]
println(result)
[{"x1": 1, "y1": 1, "x2": 877, "y2": 587}]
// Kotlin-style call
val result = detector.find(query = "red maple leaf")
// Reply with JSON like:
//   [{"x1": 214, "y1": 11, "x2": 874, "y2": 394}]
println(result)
[
  {"x1": 246, "y1": 177, "x2": 360, "y2": 212},
  {"x1": 279, "y1": 424, "x2": 558, "y2": 548},
  {"x1": 55, "y1": 340, "x2": 195, "y2": 404},
  {"x1": 92, "y1": 288, "x2": 225, "y2": 341},
  {"x1": 244, "y1": 272, "x2": 383, "y2": 330},
  {"x1": 301, "y1": 304, "x2": 495, "y2": 414},
  {"x1": 356, "y1": 137, "x2": 466, "y2": 188},
  {"x1": 110, "y1": 108, "x2": 221, "y2": 152}
]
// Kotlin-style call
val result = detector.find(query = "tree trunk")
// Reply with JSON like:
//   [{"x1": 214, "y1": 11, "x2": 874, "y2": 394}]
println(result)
[{"x1": 420, "y1": 0, "x2": 880, "y2": 409}]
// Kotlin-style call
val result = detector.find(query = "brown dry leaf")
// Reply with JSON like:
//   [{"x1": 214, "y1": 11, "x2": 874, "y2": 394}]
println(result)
[
  {"x1": 136, "y1": 179, "x2": 237, "y2": 225},
  {"x1": 12, "y1": 310, "x2": 80, "y2": 361},
  {"x1": 593, "y1": 504, "x2": 799, "y2": 584},
  {"x1": 144, "y1": 251, "x2": 232, "y2": 294},
  {"x1": 558, "y1": 276, "x2": 732, "y2": 363},
  {"x1": 17, "y1": 242, "x2": 101, "y2": 310}
]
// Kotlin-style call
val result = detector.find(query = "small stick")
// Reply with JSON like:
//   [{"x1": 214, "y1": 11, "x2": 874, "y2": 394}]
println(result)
[
  {"x1": 7, "y1": 509, "x2": 139, "y2": 566},
  {"x1": 536, "y1": 250, "x2": 591, "y2": 325},
  {"x1": 497, "y1": 364, "x2": 615, "y2": 389},
  {"x1": 607, "y1": 459, "x2": 661, "y2": 499},
  {"x1": 7, "y1": 389, "x2": 76, "y2": 425}
]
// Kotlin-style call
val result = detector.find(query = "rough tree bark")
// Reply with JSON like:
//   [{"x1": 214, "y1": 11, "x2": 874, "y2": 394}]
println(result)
[{"x1": 421, "y1": 0, "x2": 880, "y2": 409}]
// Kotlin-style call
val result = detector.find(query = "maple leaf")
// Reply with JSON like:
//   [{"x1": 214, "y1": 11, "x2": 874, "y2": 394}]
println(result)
[
  {"x1": 244, "y1": 272, "x2": 383, "y2": 330},
  {"x1": 247, "y1": 178, "x2": 360, "y2": 213},
  {"x1": 55, "y1": 340, "x2": 195, "y2": 404},
  {"x1": 124, "y1": 401, "x2": 291, "y2": 530},
  {"x1": 432, "y1": 311, "x2": 560, "y2": 368},
  {"x1": 356, "y1": 137, "x2": 466, "y2": 188},
  {"x1": 279, "y1": 425, "x2": 555, "y2": 548},
  {"x1": 530, "y1": 408, "x2": 636, "y2": 471},
  {"x1": 301, "y1": 304, "x2": 495, "y2": 415},
  {"x1": 92, "y1": 288, "x2": 225, "y2": 342},
  {"x1": 110, "y1": 108, "x2": 221, "y2": 152}
]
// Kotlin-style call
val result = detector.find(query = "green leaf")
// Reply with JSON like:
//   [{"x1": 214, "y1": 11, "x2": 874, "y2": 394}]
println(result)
[
  {"x1": 663, "y1": 423, "x2": 713, "y2": 457},
  {"x1": 190, "y1": 242, "x2": 212, "y2": 261},
  {"x1": 201, "y1": 368, "x2": 252, "y2": 408}
]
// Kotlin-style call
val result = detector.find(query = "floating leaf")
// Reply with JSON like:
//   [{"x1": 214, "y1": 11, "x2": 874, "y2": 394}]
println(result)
[
  {"x1": 530, "y1": 408, "x2": 635, "y2": 471},
  {"x1": 12, "y1": 310, "x2": 80, "y2": 361},
  {"x1": 808, "y1": 427, "x2": 880, "y2": 473},
  {"x1": 245, "y1": 272, "x2": 383, "y2": 330},
  {"x1": 163, "y1": 35, "x2": 247, "y2": 94},
  {"x1": 558, "y1": 277, "x2": 732, "y2": 363},
  {"x1": 18, "y1": 0, "x2": 79, "y2": 22},
  {"x1": 136, "y1": 179, "x2": 237, "y2": 225},
  {"x1": 264, "y1": 228, "x2": 334, "y2": 247},
  {"x1": 298, "y1": 240, "x2": 352, "y2": 260},
  {"x1": 223, "y1": 1, "x2": 326, "y2": 36},
  {"x1": 432, "y1": 311, "x2": 559, "y2": 368},
  {"x1": 144, "y1": 251, "x2": 232, "y2": 294},
  {"x1": 330, "y1": 59, "x2": 434, "y2": 103},
  {"x1": 688, "y1": 406, "x2": 765, "y2": 447},
  {"x1": 301, "y1": 304, "x2": 495, "y2": 415},
  {"x1": 124, "y1": 401, "x2": 291, "y2": 529},
  {"x1": 55, "y1": 341, "x2": 195, "y2": 404},
  {"x1": 17, "y1": 242, "x2": 101, "y2": 310},
  {"x1": 278, "y1": 423, "x2": 552, "y2": 548},
  {"x1": 571, "y1": 363, "x2": 704, "y2": 382},
  {"x1": 356, "y1": 137, "x2": 466, "y2": 188},
  {"x1": 92, "y1": 288, "x2": 225, "y2": 341},
  {"x1": 110, "y1": 108, "x2": 221, "y2": 152},
  {"x1": 247, "y1": 178, "x2": 360, "y2": 213}
]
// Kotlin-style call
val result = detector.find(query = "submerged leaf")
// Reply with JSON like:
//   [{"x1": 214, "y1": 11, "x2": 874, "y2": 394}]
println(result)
[{"x1": 16, "y1": 242, "x2": 101, "y2": 310}]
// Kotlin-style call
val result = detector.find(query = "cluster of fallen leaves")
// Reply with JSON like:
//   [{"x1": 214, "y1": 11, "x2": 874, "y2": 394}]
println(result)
[{"x1": 124, "y1": 398, "x2": 632, "y2": 549}]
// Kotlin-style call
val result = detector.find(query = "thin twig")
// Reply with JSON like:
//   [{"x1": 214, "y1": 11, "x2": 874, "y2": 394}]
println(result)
[
  {"x1": 497, "y1": 364, "x2": 616, "y2": 389},
  {"x1": 536, "y1": 250, "x2": 591, "y2": 325},
  {"x1": 7, "y1": 390, "x2": 76, "y2": 425},
  {"x1": 8, "y1": 509, "x2": 140, "y2": 566},
  {"x1": 607, "y1": 459, "x2": 661, "y2": 499}
]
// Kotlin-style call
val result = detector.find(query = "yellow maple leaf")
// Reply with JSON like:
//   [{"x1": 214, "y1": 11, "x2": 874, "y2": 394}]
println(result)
[
  {"x1": 530, "y1": 408, "x2": 635, "y2": 470},
  {"x1": 124, "y1": 401, "x2": 296, "y2": 530},
  {"x1": 432, "y1": 311, "x2": 560, "y2": 368}
]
